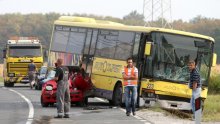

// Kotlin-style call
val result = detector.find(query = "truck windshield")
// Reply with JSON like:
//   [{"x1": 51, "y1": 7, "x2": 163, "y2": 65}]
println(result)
[
  {"x1": 144, "y1": 32, "x2": 213, "y2": 85},
  {"x1": 9, "y1": 46, "x2": 41, "y2": 57}
]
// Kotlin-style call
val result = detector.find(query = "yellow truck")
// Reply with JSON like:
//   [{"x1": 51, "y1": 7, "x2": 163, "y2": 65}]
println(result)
[{"x1": 3, "y1": 37, "x2": 43, "y2": 87}]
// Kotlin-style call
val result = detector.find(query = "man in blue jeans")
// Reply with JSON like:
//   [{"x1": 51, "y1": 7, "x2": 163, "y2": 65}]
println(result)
[
  {"x1": 122, "y1": 58, "x2": 138, "y2": 116},
  {"x1": 188, "y1": 60, "x2": 201, "y2": 120}
]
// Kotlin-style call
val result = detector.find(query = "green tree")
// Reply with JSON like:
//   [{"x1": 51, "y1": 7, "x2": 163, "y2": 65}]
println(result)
[{"x1": 123, "y1": 10, "x2": 145, "y2": 26}]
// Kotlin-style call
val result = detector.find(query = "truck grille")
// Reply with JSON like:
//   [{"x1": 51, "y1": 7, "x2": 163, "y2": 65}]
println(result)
[{"x1": 9, "y1": 63, "x2": 42, "y2": 75}]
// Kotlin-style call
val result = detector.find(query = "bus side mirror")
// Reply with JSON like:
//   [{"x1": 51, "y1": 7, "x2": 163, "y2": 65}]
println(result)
[
  {"x1": 212, "y1": 53, "x2": 217, "y2": 67},
  {"x1": 3, "y1": 49, "x2": 6, "y2": 58},
  {"x1": 144, "y1": 42, "x2": 152, "y2": 56}
]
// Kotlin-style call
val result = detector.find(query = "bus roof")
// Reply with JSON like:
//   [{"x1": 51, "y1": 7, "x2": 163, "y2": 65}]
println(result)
[{"x1": 54, "y1": 16, "x2": 214, "y2": 42}]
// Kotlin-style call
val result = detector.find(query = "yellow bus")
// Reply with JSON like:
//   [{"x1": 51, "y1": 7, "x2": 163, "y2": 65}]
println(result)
[{"x1": 48, "y1": 16, "x2": 217, "y2": 110}]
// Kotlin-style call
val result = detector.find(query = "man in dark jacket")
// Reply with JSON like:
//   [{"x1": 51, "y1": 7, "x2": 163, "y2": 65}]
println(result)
[
  {"x1": 54, "y1": 58, "x2": 70, "y2": 118},
  {"x1": 28, "y1": 59, "x2": 36, "y2": 89},
  {"x1": 188, "y1": 60, "x2": 201, "y2": 120}
]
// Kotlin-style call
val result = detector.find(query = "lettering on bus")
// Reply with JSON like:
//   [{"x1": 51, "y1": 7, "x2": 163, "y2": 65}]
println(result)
[{"x1": 94, "y1": 61, "x2": 122, "y2": 73}]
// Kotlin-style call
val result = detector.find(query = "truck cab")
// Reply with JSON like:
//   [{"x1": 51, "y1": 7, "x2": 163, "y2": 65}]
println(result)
[{"x1": 3, "y1": 37, "x2": 43, "y2": 87}]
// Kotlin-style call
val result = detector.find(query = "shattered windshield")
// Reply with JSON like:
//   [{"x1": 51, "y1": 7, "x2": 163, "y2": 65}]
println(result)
[{"x1": 145, "y1": 32, "x2": 213, "y2": 85}]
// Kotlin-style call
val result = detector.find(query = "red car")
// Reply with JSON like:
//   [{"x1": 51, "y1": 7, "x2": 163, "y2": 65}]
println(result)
[{"x1": 40, "y1": 66, "x2": 89, "y2": 107}]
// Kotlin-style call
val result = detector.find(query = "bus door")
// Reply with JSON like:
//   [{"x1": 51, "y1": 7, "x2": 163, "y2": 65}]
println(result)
[
  {"x1": 135, "y1": 33, "x2": 150, "y2": 106},
  {"x1": 82, "y1": 29, "x2": 98, "y2": 76}
]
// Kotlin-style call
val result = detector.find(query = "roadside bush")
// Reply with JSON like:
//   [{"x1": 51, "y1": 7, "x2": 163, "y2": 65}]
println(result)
[{"x1": 208, "y1": 65, "x2": 220, "y2": 93}]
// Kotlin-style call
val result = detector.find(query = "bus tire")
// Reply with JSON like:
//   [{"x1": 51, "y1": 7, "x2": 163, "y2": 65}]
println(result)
[{"x1": 112, "y1": 83, "x2": 122, "y2": 106}]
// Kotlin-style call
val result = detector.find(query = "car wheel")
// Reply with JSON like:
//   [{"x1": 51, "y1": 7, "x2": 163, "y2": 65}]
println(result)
[
  {"x1": 49, "y1": 103, "x2": 54, "y2": 107},
  {"x1": 41, "y1": 96, "x2": 49, "y2": 107},
  {"x1": 35, "y1": 83, "x2": 38, "y2": 90}
]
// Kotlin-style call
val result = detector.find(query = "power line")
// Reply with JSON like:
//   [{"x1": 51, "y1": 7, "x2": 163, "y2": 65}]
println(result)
[{"x1": 143, "y1": 0, "x2": 173, "y2": 28}]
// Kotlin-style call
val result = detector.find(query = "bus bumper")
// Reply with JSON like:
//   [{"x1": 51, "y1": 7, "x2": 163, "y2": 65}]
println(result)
[{"x1": 158, "y1": 100, "x2": 191, "y2": 110}]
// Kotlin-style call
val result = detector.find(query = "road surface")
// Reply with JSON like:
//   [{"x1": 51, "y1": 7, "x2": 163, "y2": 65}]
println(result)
[
  {"x1": 0, "y1": 83, "x2": 150, "y2": 124},
  {"x1": 1, "y1": 83, "x2": 219, "y2": 124}
]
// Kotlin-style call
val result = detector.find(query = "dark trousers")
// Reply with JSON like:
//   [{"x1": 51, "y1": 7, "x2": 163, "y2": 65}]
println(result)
[{"x1": 57, "y1": 80, "x2": 70, "y2": 115}]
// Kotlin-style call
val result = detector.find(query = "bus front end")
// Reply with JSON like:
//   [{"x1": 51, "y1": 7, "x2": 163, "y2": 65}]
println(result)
[
  {"x1": 140, "y1": 32, "x2": 214, "y2": 110},
  {"x1": 3, "y1": 37, "x2": 43, "y2": 87}
]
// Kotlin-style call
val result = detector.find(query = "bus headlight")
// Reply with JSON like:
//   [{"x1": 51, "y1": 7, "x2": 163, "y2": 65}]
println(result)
[
  {"x1": 8, "y1": 73, "x2": 15, "y2": 77},
  {"x1": 45, "y1": 85, "x2": 53, "y2": 91}
]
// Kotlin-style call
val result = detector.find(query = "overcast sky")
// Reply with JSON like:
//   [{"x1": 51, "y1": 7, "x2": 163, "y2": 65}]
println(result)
[{"x1": 0, "y1": 0, "x2": 219, "y2": 21}]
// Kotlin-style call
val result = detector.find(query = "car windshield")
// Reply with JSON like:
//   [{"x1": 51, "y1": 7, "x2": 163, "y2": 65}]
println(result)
[
  {"x1": 40, "y1": 67, "x2": 47, "y2": 74},
  {"x1": 47, "y1": 70, "x2": 56, "y2": 78}
]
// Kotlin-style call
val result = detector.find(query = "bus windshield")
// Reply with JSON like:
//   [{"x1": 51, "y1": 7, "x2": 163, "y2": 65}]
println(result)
[
  {"x1": 9, "y1": 46, "x2": 41, "y2": 57},
  {"x1": 145, "y1": 32, "x2": 213, "y2": 85}
]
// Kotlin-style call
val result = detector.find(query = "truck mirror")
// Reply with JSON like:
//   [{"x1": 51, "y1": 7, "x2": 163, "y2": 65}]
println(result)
[
  {"x1": 212, "y1": 53, "x2": 217, "y2": 67},
  {"x1": 44, "y1": 50, "x2": 48, "y2": 57},
  {"x1": 144, "y1": 42, "x2": 152, "y2": 56},
  {"x1": 3, "y1": 49, "x2": 6, "y2": 58}
]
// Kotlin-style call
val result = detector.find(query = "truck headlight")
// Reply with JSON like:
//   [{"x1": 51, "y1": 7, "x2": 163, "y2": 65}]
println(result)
[
  {"x1": 45, "y1": 85, "x2": 53, "y2": 91},
  {"x1": 8, "y1": 73, "x2": 15, "y2": 77}
]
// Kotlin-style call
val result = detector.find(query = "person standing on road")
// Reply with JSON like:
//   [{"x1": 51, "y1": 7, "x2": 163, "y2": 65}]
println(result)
[
  {"x1": 122, "y1": 57, "x2": 138, "y2": 116},
  {"x1": 28, "y1": 59, "x2": 36, "y2": 89},
  {"x1": 54, "y1": 58, "x2": 70, "y2": 118},
  {"x1": 188, "y1": 60, "x2": 201, "y2": 119}
]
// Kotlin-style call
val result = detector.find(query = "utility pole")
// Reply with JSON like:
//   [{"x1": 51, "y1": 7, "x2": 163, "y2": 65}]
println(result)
[{"x1": 143, "y1": 0, "x2": 173, "y2": 28}]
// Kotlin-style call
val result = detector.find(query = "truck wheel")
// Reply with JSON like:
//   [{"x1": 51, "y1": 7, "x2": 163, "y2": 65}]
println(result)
[
  {"x1": 41, "y1": 96, "x2": 49, "y2": 107},
  {"x1": 9, "y1": 82, "x2": 14, "y2": 87},
  {"x1": 4, "y1": 81, "x2": 14, "y2": 87},
  {"x1": 4, "y1": 81, "x2": 8, "y2": 87},
  {"x1": 112, "y1": 84, "x2": 122, "y2": 106}
]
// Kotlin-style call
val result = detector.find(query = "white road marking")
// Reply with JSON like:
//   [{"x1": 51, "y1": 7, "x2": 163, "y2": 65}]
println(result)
[
  {"x1": 8, "y1": 89, "x2": 34, "y2": 124},
  {"x1": 140, "y1": 120, "x2": 146, "y2": 122},
  {"x1": 145, "y1": 122, "x2": 151, "y2": 124}
]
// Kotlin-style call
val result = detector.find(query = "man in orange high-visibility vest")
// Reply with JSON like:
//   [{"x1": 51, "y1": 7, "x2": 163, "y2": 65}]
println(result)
[{"x1": 122, "y1": 57, "x2": 138, "y2": 116}]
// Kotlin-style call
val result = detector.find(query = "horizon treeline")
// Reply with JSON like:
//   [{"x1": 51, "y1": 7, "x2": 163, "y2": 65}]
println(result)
[{"x1": 0, "y1": 11, "x2": 220, "y2": 63}]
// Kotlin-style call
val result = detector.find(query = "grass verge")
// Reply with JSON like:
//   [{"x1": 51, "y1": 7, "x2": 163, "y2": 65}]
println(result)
[
  {"x1": 143, "y1": 94, "x2": 220, "y2": 122},
  {"x1": 202, "y1": 94, "x2": 220, "y2": 122}
]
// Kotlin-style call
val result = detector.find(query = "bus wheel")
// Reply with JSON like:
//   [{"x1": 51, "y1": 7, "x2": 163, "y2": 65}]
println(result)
[{"x1": 112, "y1": 84, "x2": 122, "y2": 106}]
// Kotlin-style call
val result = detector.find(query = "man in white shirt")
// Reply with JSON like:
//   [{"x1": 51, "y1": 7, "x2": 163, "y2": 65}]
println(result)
[{"x1": 122, "y1": 57, "x2": 138, "y2": 116}]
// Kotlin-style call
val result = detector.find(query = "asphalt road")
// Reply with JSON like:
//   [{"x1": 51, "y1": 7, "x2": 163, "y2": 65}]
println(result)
[{"x1": 0, "y1": 83, "x2": 150, "y2": 124}]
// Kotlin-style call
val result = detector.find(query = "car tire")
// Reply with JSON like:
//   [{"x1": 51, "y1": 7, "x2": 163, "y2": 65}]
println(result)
[
  {"x1": 49, "y1": 103, "x2": 54, "y2": 107},
  {"x1": 35, "y1": 83, "x2": 38, "y2": 90},
  {"x1": 41, "y1": 96, "x2": 49, "y2": 107}
]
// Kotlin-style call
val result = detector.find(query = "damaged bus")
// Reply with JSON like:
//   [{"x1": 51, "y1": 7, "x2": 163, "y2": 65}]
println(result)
[{"x1": 48, "y1": 16, "x2": 217, "y2": 110}]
